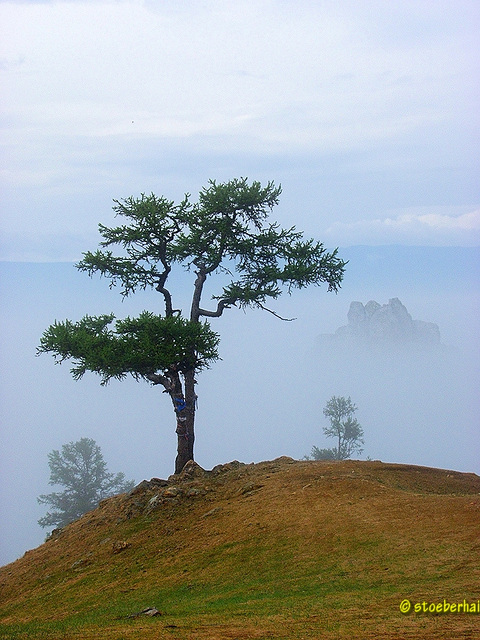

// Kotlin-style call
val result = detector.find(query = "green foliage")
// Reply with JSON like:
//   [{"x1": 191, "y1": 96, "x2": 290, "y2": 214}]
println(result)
[
  {"x1": 37, "y1": 312, "x2": 220, "y2": 385},
  {"x1": 39, "y1": 177, "x2": 345, "y2": 391},
  {"x1": 38, "y1": 178, "x2": 347, "y2": 469},
  {"x1": 76, "y1": 178, "x2": 346, "y2": 311},
  {"x1": 38, "y1": 438, "x2": 134, "y2": 529},
  {"x1": 307, "y1": 396, "x2": 364, "y2": 461},
  {"x1": 172, "y1": 179, "x2": 283, "y2": 268},
  {"x1": 307, "y1": 446, "x2": 337, "y2": 461},
  {"x1": 78, "y1": 193, "x2": 190, "y2": 298},
  {"x1": 322, "y1": 396, "x2": 364, "y2": 460}
]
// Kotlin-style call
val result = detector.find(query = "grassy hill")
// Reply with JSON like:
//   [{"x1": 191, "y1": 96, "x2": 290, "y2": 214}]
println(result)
[{"x1": 1, "y1": 458, "x2": 479, "y2": 639}]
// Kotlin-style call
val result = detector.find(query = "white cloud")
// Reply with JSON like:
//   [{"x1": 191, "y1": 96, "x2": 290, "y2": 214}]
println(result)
[
  {"x1": 1, "y1": 0, "x2": 476, "y2": 150},
  {"x1": 325, "y1": 208, "x2": 480, "y2": 247},
  {"x1": 0, "y1": 0, "x2": 478, "y2": 258},
  {"x1": 414, "y1": 210, "x2": 480, "y2": 232}
]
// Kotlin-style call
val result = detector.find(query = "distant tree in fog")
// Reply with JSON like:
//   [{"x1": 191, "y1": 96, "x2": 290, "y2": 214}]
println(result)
[
  {"x1": 38, "y1": 178, "x2": 346, "y2": 474},
  {"x1": 38, "y1": 437, "x2": 134, "y2": 529},
  {"x1": 307, "y1": 446, "x2": 337, "y2": 461},
  {"x1": 308, "y1": 396, "x2": 364, "y2": 461}
]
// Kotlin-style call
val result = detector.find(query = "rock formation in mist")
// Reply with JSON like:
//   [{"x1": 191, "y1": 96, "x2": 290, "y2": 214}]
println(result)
[{"x1": 334, "y1": 298, "x2": 441, "y2": 345}]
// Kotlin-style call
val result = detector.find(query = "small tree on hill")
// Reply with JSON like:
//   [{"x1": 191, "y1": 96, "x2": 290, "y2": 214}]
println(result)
[
  {"x1": 38, "y1": 178, "x2": 347, "y2": 473},
  {"x1": 308, "y1": 446, "x2": 336, "y2": 461},
  {"x1": 38, "y1": 437, "x2": 134, "y2": 529},
  {"x1": 308, "y1": 396, "x2": 364, "y2": 460}
]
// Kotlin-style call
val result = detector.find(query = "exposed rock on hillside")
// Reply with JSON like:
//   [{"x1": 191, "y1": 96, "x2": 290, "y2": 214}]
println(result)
[{"x1": 335, "y1": 298, "x2": 440, "y2": 344}]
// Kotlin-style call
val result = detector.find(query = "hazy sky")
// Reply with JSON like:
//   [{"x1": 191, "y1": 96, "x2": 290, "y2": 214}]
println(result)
[
  {"x1": 1, "y1": 0, "x2": 479, "y2": 260},
  {"x1": 0, "y1": 1, "x2": 479, "y2": 566}
]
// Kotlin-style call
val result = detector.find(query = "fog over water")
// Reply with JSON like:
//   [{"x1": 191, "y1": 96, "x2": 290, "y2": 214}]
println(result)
[{"x1": 1, "y1": 246, "x2": 478, "y2": 566}]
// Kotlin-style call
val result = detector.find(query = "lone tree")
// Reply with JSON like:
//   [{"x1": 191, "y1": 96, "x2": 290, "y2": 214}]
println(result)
[
  {"x1": 309, "y1": 396, "x2": 364, "y2": 460},
  {"x1": 38, "y1": 178, "x2": 346, "y2": 473},
  {"x1": 38, "y1": 437, "x2": 134, "y2": 529}
]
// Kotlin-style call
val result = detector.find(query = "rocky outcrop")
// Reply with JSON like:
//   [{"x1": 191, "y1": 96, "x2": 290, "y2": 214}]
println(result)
[{"x1": 335, "y1": 298, "x2": 440, "y2": 345}]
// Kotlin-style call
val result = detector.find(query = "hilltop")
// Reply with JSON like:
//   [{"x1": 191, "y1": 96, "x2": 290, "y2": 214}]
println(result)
[{"x1": 1, "y1": 458, "x2": 479, "y2": 639}]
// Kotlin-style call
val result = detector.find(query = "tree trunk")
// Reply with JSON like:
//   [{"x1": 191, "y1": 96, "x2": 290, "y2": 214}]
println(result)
[{"x1": 171, "y1": 368, "x2": 196, "y2": 474}]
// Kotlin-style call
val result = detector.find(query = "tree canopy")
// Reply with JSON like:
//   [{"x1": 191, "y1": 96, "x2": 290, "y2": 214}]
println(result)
[
  {"x1": 38, "y1": 438, "x2": 134, "y2": 529},
  {"x1": 39, "y1": 312, "x2": 219, "y2": 386},
  {"x1": 38, "y1": 178, "x2": 347, "y2": 472},
  {"x1": 308, "y1": 396, "x2": 364, "y2": 461}
]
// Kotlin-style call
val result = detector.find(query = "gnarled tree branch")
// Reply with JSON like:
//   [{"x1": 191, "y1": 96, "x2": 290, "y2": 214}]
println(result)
[
  {"x1": 145, "y1": 372, "x2": 172, "y2": 389},
  {"x1": 198, "y1": 299, "x2": 235, "y2": 318},
  {"x1": 256, "y1": 303, "x2": 296, "y2": 321}
]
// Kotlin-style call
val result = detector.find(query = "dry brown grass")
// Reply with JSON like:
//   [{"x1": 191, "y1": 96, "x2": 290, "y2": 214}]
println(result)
[{"x1": 1, "y1": 458, "x2": 479, "y2": 639}]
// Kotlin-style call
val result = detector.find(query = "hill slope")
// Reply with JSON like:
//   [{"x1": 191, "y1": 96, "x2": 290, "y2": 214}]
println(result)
[{"x1": 1, "y1": 458, "x2": 479, "y2": 639}]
